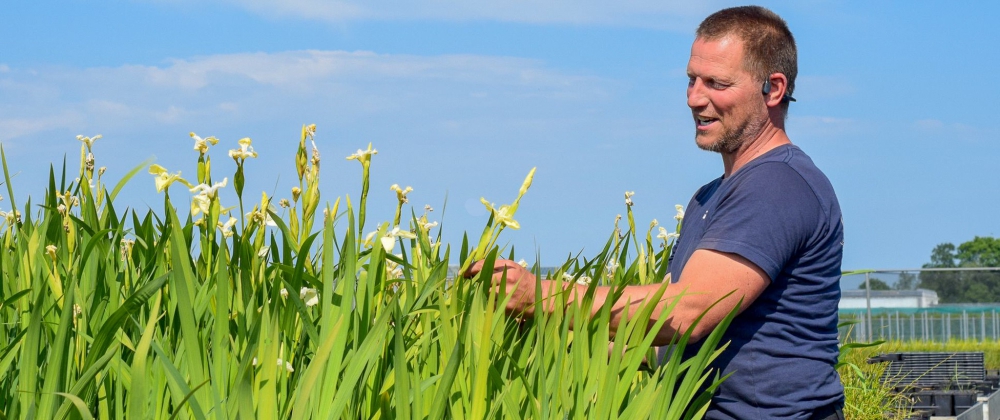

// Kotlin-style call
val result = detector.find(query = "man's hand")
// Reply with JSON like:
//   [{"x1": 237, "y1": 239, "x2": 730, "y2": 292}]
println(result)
[{"x1": 464, "y1": 259, "x2": 539, "y2": 317}]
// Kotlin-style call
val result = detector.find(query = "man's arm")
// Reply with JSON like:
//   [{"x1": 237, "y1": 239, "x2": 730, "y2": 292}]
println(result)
[{"x1": 467, "y1": 249, "x2": 770, "y2": 345}]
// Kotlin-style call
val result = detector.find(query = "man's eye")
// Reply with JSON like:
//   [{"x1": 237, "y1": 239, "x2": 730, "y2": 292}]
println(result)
[
  {"x1": 709, "y1": 81, "x2": 729, "y2": 89},
  {"x1": 687, "y1": 77, "x2": 696, "y2": 87}
]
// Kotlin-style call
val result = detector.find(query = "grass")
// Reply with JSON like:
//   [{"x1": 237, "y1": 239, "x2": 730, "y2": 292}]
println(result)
[
  {"x1": 839, "y1": 341, "x2": 913, "y2": 420},
  {"x1": 0, "y1": 126, "x2": 733, "y2": 419},
  {"x1": 839, "y1": 338, "x2": 1000, "y2": 419}
]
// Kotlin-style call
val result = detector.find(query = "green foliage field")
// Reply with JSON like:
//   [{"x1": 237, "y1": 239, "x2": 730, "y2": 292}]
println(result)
[{"x1": 0, "y1": 126, "x2": 733, "y2": 419}]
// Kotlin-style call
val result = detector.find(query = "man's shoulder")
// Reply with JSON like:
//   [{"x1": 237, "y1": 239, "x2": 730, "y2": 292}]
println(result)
[
  {"x1": 734, "y1": 144, "x2": 839, "y2": 205},
  {"x1": 740, "y1": 144, "x2": 821, "y2": 176}
]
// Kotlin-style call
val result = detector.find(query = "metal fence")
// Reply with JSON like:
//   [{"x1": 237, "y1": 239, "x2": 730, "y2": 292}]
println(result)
[
  {"x1": 840, "y1": 308, "x2": 1000, "y2": 342},
  {"x1": 840, "y1": 268, "x2": 1000, "y2": 342}
]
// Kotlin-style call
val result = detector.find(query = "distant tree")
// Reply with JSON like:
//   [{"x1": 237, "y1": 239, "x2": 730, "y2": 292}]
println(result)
[
  {"x1": 859, "y1": 278, "x2": 891, "y2": 290},
  {"x1": 919, "y1": 237, "x2": 1000, "y2": 303},
  {"x1": 929, "y1": 242, "x2": 958, "y2": 268},
  {"x1": 957, "y1": 236, "x2": 1000, "y2": 267},
  {"x1": 894, "y1": 271, "x2": 917, "y2": 290}
]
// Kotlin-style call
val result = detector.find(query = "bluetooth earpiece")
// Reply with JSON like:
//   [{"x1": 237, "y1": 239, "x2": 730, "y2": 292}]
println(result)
[{"x1": 761, "y1": 78, "x2": 796, "y2": 102}]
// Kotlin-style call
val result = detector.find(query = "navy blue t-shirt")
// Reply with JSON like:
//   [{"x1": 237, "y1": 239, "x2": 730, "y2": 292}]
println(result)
[{"x1": 668, "y1": 144, "x2": 844, "y2": 419}]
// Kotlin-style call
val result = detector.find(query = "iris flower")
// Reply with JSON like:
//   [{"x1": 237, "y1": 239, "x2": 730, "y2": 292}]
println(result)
[
  {"x1": 218, "y1": 216, "x2": 238, "y2": 238},
  {"x1": 300, "y1": 287, "x2": 319, "y2": 307},
  {"x1": 189, "y1": 178, "x2": 228, "y2": 217},
  {"x1": 657, "y1": 227, "x2": 679, "y2": 242},
  {"x1": 148, "y1": 164, "x2": 192, "y2": 193},
  {"x1": 229, "y1": 137, "x2": 258, "y2": 160},
  {"x1": 418, "y1": 219, "x2": 438, "y2": 231},
  {"x1": 76, "y1": 134, "x2": 102, "y2": 151},
  {"x1": 191, "y1": 132, "x2": 219, "y2": 154},
  {"x1": 390, "y1": 184, "x2": 412, "y2": 204},
  {"x1": 380, "y1": 227, "x2": 417, "y2": 252},
  {"x1": 346, "y1": 143, "x2": 378, "y2": 165},
  {"x1": 480, "y1": 198, "x2": 520, "y2": 230}
]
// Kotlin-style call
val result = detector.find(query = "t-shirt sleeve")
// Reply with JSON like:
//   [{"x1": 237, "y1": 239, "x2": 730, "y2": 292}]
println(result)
[{"x1": 697, "y1": 162, "x2": 822, "y2": 281}]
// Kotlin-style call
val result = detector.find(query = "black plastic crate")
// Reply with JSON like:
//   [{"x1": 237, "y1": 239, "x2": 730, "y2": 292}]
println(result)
[
  {"x1": 907, "y1": 390, "x2": 979, "y2": 416},
  {"x1": 870, "y1": 352, "x2": 985, "y2": 388}
]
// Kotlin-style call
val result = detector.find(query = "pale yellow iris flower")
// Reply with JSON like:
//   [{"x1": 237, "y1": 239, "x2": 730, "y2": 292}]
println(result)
[
  {"x1": 76, "y1": 134, "x2": 102, "y2": 151},
  {"x1": 299, "y1": 287, "x2": 320, "y2": 307},
  {"x1": 657, "y1": 227, "x2": 679, "y2": 242},
  {"x1": 479, "y1": 198, "x2": 520, "y2": 230},
  {"x1": 346, "y1": 143, "x2": 378, "y2": 165},
  {"x1": 390, "y1": 184, "x2": 412, "y2": 204},
  {"x1": 148, "y1": 164, "x2": 192, "y2": 193},
  {"x1": 418, "y1": 219, "x2": 438, "y2": 231},
  {"x1": 189, "y1": 178, "x2": 228, "y2": 217},
  {"x1": 0, "y1": 210, "x2": 20, "y2": 225},
  {"x1": 246, "y1": 208, "x2": 277, "y2": 227},
  {"x1": 191, "y1": 132, "x2": 219, "y2": 154},
  {"x1": 229, "y1": 137, "x2": 258, "y2": 160},
  {"x1": 218, "y1": 216, "x2": 238, "y2": 238},
  {"x1": 380, "y1": 227, "x2": 417, "y2": 252}
]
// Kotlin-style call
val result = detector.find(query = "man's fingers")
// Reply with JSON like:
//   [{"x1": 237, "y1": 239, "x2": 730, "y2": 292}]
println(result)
[
  {"x1": 490, "y1": 263, "x2": 523, "y2": 285},
  {"x1": 464, "y1": 258, "x2": 521, "y2": 279},
  {"x1": 463, "y1": 260, "x2": 486, "y2": 278},
  {"x1": 490, "y1": 282, "x2": 518, "y2": 297}
]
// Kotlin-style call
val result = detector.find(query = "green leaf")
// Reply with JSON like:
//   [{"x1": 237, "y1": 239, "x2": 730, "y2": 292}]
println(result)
[
  {"x1": 164, "y1": 199, "x2": 210, "y2": 415},
  {"x1": 54, "y1": 392, "x2": 96, "y2": 420},
  {"x1": 127, "y1": 292, "x2": 162, "y2": 420}
]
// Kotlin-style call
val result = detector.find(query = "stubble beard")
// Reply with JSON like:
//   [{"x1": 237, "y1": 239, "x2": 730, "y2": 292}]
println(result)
[{"x1": 696, "y1": 113, "x2": 767, "y2": 155}]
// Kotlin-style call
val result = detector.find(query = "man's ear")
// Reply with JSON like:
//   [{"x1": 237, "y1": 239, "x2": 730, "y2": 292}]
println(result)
[{"x1": 764, "y1": 73, "x2": 793, "y2": 106}]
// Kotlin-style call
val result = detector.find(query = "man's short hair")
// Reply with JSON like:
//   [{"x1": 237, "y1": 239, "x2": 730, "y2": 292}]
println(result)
[{"x1": 697, "y1": 6, "x2": 797, "y2": 114}]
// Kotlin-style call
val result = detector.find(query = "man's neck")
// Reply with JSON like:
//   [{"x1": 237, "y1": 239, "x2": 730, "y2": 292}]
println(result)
[{"x1": 721, "y1": 122, "x2": 791, "y2": 178}]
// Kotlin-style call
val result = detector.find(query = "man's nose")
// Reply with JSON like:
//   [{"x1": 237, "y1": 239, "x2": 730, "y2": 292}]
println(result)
[{"x1": 687, "y1": 81, "x2": 709, "y2": 109}]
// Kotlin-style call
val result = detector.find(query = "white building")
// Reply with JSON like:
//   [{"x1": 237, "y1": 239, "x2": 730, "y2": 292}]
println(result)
[{"x1": 839, "y1": 289, "x2": 939, "y2": 309}]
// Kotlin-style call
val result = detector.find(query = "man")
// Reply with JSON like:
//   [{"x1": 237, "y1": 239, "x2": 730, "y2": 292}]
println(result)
[{"x1": 467, "y1": 6, "x2": 845, "y2": 419}]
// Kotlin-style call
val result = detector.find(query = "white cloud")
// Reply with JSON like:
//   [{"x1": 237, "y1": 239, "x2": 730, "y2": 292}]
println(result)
[
  {"x1": 0, "y1": 50, "x2": 613, "y2": 142},
  {"x1": 911, "y1": 119, "x2": 995, "y2": 144},
  {"x1": 134, "y1": 51, "x2": 601, "y2": 93},
  {"x1": 177, "y1": 0, "x2": 734, "y2": 29},
  {"x1": 0, "y1": 112, "x2": 84, "y2": 143}
]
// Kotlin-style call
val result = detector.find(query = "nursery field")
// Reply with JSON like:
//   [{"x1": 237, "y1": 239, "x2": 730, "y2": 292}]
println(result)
[
  {"x1": 0, "y1": 126, "x2": 733, "y2": 419},
  {"x1": 839, "y1": 339, "x2": 1000, "y2": 420}
]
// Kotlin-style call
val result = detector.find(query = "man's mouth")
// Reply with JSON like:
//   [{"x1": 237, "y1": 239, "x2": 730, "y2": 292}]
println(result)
[{"x1": 696, "y1": 117, "x2": 718, "y2": 127}]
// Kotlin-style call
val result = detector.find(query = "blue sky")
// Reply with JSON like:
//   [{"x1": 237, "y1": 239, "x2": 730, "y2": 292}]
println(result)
[{"x1": 2, "y1": 1, "x2": 998, "y2": 286}]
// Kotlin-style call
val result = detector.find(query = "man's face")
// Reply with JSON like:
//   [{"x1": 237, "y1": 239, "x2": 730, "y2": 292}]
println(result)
[{"x1": 686, "y1": 36, "x2": 768, "y2": 154}]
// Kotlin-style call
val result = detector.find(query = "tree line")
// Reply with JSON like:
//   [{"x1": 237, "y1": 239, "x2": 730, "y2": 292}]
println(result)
[{"x1": 858, "y1": 236, "x2": 1000, "y2": 303}]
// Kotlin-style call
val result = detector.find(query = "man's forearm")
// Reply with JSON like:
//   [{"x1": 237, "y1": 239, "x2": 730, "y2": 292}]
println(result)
[{"x1": 525, "y1": 279, "x2": 702, "y2": 346}]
